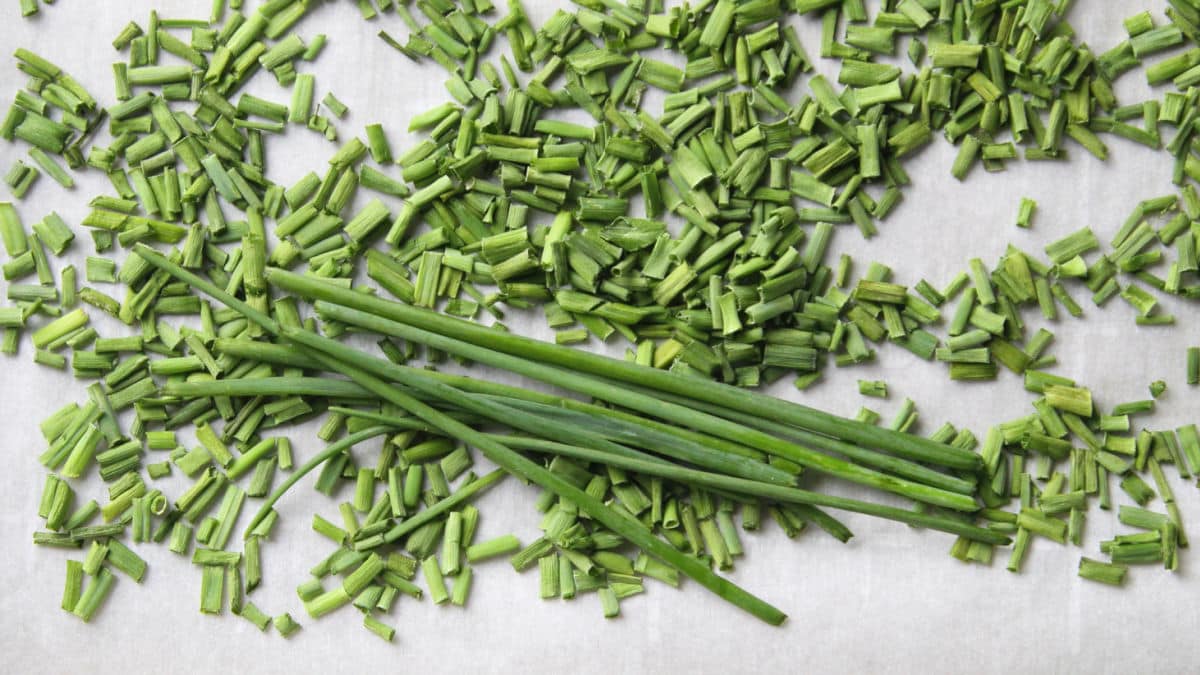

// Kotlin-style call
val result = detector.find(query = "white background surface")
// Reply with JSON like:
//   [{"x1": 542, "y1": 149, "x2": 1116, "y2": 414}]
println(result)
[{"x1": 1, "y1": 1, "x2": 1198, "y2": 673}]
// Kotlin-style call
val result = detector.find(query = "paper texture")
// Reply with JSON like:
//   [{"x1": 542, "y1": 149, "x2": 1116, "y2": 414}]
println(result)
[{"x1": 1, "y1": 2, "x2": 1196, "y2": 673}]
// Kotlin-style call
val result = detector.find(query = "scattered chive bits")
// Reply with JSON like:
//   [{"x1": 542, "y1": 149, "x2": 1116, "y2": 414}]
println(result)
[{"x1": 5, "y1": 0, "x2": 1200, "y2": 645}]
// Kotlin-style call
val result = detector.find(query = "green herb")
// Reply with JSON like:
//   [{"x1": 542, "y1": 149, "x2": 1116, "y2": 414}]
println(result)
[
  {"x1": 857, "y1": 380, "x2": 887, "y2": 399},
  {"x1": 9, "y1": 0, "x2": 1200, "y2": 646},
  {"x1": 363, "y1": 615, "x2": 395, "y2": 642},
  {"x1": 466, "y1": 535, "x2": 521, "y2": 563},
  {"x1": 1015, "y1": 198, "x2": 1036, "y2": 229},
  {"x1": 273, "y1": 613, "x2": 301, "y2": 638},
  {"x1": 1078, "y1": 557, "x2": 1127, "y2": 586}
]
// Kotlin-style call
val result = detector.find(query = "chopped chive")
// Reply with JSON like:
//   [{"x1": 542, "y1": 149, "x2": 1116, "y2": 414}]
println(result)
[
  {"x1": 363, "y1": 615, "x2": 395, "y2": 642},
  {"x1": 1077, "y1": 557, "x2": 1126, "y2": 586},
  {"x1": 321, "y1": 92, "x2": 348, "y2": 118},
  {"x1": 72, "y1": 568, "x2": 116, "y2": 622},
  {"x1": 273, "y1": 613, "x2": 301, "y2": 637},
  {"x1": 857, "y1": 380, "x2": 888, "y2": 399},
  {"x1": 466, "y1": 534, "x2": 521, "y2": 563},
  {"x1": 422, "y1": 555, "x2": 449, "y2": 605}
]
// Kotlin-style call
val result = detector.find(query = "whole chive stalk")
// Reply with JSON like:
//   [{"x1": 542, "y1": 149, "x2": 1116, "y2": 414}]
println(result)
[
  {"x1": 308, "y1": 298, "x2": 977, "y2": 512},
  {"x1": 265, "y1": 268, "x2": 979, "y2": 472},
  {"x1": 342, "y1": 407, "x2": 1004, "y2": 545}
]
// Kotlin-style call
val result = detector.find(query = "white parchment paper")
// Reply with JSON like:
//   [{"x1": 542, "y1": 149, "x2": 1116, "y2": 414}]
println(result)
[{"x1": 1, "y1": 2, "x2": 1196, "y2": 673}]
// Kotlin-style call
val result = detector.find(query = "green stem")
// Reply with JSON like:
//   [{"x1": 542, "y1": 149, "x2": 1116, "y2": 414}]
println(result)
[
  {"x1": 214, "y1": 335, "x2": 961, "y2": 494},
  {"x1": 314, "y1": 299, "x2": 978, "y2": 512},
  {"x1": 221, "y1": 336, "x2": 784, "y2": 472},
  {"x1": 607, "y1": 383, "x2": 979, "y2": 495},
  {"x1": 173, "y1": 370, "x2": 791, "y2": 485},
  {"x1": 494, "y1": 394, "x2": 973, "y2": 494},
  {"x1": 165, "y1": 377, "x2": 371, "y2": 399},
  {"x1": 133, "y1": 244, "x2": 789, "y2": 627},
  {"x1": 267, "y1": 267, "x2": 979, "y2": 471},
  {"x1": 334, "y1": 406, "x2": 1007, "y2": 545},
  {"x1": 477, "y1": 394, "x2": 795, "y2": 483}
]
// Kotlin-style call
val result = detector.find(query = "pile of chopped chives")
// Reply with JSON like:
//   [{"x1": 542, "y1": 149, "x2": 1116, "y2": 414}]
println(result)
[{"x1": 5, "y1": 0, "x2": 1200, "y2": 641}]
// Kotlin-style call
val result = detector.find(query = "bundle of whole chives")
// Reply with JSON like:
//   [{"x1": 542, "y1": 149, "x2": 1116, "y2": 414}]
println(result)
[{"x1": 144, "y1": 247, "x2": 982, "y2": 513}]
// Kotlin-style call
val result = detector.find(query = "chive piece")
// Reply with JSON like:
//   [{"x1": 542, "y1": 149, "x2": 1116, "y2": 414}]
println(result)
[
  {"x1": 422, "y1": 555, "x2": 449, "y2": 605},
  {"x1": 29, "y1": 149, "x2": 74, "y2": 188},
  {"x1": 538, "y1": 554, "x2": 559, "y2": 600},
  {"x1": 1015, "y1": 198, "x2": 1036, "y2": 229},
  {"x1": 857, "y1": 380, "x2": 888, "y2": 399},
  {"x1": 200, "y1": 564, "x2": 224, "y2": 614},
  {"x1": 466, "y1": 534, "x2": 521, "y2": 563},
  {"x1": 73, "y1": 568, "x2": 116, "y2": 622},
  {"x1": 365, "y1": 123, "x2": 392, "y2": 164},
  {"x1": 62, "y1": 560, "x2": 84, "y2": 612},
  {"x1": 289, "y1": 74, "x2": 314, "y2": 124},
  {"x1": 1045, "y1": 385, "x2": 1094, "y2": 417},
  {"x1": 273, "y1": 613, "x2": 301, "y2": 638},
  {"x1": 0, "y1": 203, "x2": 28, "y2": 257},
  {"x1": 363, "y1": 615, "x2": 395, "y2": 642},
  {"x1": 1078, "y1": 558, "x2": 1128, "y2": 586},
  {"x1": 239, "y1": 602, "x2": 271, "y2": 632},
  {"x1": 321, "y1": 92, "x2": 348, "y2": 118},
  {"x1": 598, "y1": 586, "x2": 620, "y2": 618}
]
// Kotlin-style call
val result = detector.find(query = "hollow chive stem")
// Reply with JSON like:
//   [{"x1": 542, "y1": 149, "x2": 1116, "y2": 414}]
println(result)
[
  {"x1": 309, "y1": 338, "x2": 787, "y2": 470},
  {"x1": 181, "y1": 273, "x2": 969, "y2": 504},
  {"x1": 497, "y1": 394, "x2": 975, "y2": 496},
  {"x1": 470, "y1": 395, "x2": 796, "y2": 484},
  {"x1": 438, "y1": 389, "x2": 790, "y2": 485},
  {"x1": 333, "y1": 405, "x2": 1006, "y2": 545},
  {"x1": 226, "y1": 336, "x2": 792, "y2": 479},
  {"x1": 132, "y1": 245, "x2": 788, "y2": 626},
  {"x1": 173, "y1": 370, "x2": 790, "y2": 486},
  {"x1": 265, "y1": 268, "x2": 979, "y2": 472},
  {"x1": 311, "y1": 300, "x2": 978, "y2": 512},
  {"x1": 164, "y1": 377, "x2": 372, "y2": 399},
  {"x1": 460, "y1": 378, "x2": 775, "y2": 465},
  {"x1": 212, "y1": 333, "x2": 957, "y2": 492},
  {"x1": 602, "y1": 381, "x2": 977, "y2": 495}
]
